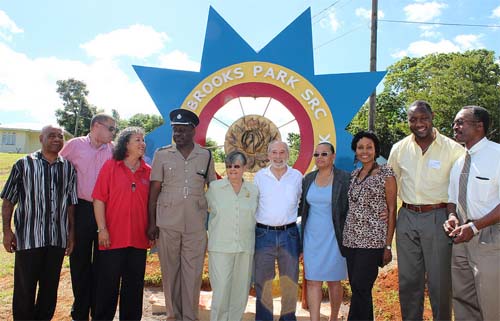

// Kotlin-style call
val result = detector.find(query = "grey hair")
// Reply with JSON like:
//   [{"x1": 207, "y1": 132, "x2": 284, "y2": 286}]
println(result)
[
  {"x1": 225, "y1": 150, "x2": 247, "y2": 166},
  {"x1": 267, "y1": 140, "x2": 289, "y2": 153}
]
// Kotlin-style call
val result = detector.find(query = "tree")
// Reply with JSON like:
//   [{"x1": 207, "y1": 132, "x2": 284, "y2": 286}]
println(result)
[
  {"x1": 349, "y1": 49, "x2": 500, "y2": 158},
  {"x1": 111, "y1": 109, "x2": 128, "y2": 132},
  {"x1": 55, "y1": 79, "x2": 97, "y2": 136},
  {"x1": 205, "y1": 137, "x2": 225, "y2": 162},
  {"x1": 287, "y1": 132, "x2": 301, "y2": 165},
  {"x1": 127, "y1": 113, "x2": 164, "y2": 134}
]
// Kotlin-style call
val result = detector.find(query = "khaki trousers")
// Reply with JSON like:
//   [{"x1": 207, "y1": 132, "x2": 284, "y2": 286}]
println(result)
[
  {"x1": 158, "y1": 228, "x2": 207, "y2": 321},
  {"x1": 208, "y1": 251, "x2": 253, "y2": 321},
  {"x1": 451, "y1": 224, "x2": 500, "y2": 321},
  {"x1": 396, "y1": 207, "x2": 452, "y2": 321}
]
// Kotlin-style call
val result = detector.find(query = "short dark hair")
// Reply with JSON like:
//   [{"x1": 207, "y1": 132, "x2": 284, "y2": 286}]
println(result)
[
  {"x1": 318, "y1": 142, "x2": 335, "y2": 154},
  {"x1": 225, "y1": 150, "x2": 247, "y2": 166},
  {"x1": 113, "y1": 127, "x2": 145, "y2": 161},
  {"x1": 408, "y1": 100, "x2": 433, "y2": 114},
  {"x1": 91, "y1": 113, "x2": 114, "y2": 127},
  {"x1": 351, "y1": 131, "x2": 381, "y2": 159},
  {"x1": 462, "y1": 105, "x2": 490, "y2": 134}
]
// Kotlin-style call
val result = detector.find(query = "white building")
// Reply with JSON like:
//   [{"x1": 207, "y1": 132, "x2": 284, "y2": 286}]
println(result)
[{"x1": 0, "y1": 124, "x2": 73, "y2": 154}]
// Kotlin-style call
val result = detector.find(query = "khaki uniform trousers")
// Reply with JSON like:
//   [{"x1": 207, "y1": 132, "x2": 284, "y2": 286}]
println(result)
[
  {"x1": 158, "y1": 228, "x2": 207, "y2": 321},
  {"x1": 208, "y1": 251, "x2": 253, "y2": 321},
  {"x1": 451, "y1": 224, "x2": 500, "y2": 321}
]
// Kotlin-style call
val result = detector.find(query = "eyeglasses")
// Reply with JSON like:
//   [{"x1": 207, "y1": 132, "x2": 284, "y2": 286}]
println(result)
[
  {"x1": 451, "y1": 119, "x2": 479, "y2": 127},
  {"x1": 313, "y1": 152, "x2": 331, "y2": 158},
  {"x1": 98, "y1": 122, "x2": 117, "y2": 132},
  {"x1": 226, "y1": 164, "x2": 242, "y2": 169}
]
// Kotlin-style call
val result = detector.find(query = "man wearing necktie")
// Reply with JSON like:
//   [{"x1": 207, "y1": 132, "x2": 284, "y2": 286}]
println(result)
[{"x1": 444, "y1": 105, "x2": 500, "y2": 321}]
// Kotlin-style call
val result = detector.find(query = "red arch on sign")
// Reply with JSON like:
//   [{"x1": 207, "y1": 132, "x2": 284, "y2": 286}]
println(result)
[{"x1": 194, "y1": 82, "x2": 314, "y2": 174}]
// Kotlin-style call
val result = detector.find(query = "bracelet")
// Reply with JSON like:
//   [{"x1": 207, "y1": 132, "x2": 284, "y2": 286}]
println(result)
[
  {"x1": 97, "y1": 227, "x2": 107, "y2": 233},
  {"x1": 468, "y1": 222, "x2": 479, "y2": 236}
]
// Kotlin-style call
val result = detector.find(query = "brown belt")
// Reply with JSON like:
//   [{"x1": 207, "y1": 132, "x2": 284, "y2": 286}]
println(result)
[{"x1": 402, "y1": 202, "x2": 447, "y2": 213}]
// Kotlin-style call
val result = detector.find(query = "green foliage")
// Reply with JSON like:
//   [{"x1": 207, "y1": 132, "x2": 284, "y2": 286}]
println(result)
[
  {"x1": 287, "y1": 132, "x2": 301, "y2": 165},
  {"x1": 55, "y1": 79, "x2": 97, "y2": 136},
  {"x1": 349, "y1": 49, "x2": 500, "y2": 157},
  {"x1": 126, "y1": 113, "x2": 164, "y2": 134},
  {"x1": 205, "y1": 137, "x2": 226, "y2": 162}
]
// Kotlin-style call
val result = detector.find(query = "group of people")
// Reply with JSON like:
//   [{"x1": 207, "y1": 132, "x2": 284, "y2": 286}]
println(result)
[{"x1": 1, "y1": 100, "x2": 498, "y2": 321}]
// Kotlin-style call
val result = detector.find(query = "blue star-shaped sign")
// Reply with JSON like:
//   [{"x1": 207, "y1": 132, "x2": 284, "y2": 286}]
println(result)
[{"x1": 134, "y1": 7, "x2": 385, "y2": 171}]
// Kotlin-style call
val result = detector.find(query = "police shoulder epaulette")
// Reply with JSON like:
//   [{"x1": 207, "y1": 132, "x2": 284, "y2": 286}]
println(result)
[{"x1": 156, "y1": 144, "x2": 173, "y2": 152}]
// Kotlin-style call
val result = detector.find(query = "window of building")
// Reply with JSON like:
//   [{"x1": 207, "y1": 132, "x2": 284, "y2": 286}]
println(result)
[{"x1": 1, "y1": 132, "x2": 16, "y2": 145}]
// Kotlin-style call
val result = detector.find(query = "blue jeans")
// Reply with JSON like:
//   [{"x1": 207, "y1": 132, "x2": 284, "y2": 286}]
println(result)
[{"x1": 254, "y1": 225, "x2": 300, "y2": 321}]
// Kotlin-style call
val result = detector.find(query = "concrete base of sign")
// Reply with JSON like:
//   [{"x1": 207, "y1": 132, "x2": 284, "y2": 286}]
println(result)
[{"x1": 148, "y1": 290, "x2": 349, "y2": 320}]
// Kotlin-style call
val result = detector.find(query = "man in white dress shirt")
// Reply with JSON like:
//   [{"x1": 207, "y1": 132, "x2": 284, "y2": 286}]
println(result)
[
  {"x1": 253, "y1": 140, "x2": 303, "y2": 321},
  {"x1": 443, "y1": 105, "x2": 500, "y2": 321}
]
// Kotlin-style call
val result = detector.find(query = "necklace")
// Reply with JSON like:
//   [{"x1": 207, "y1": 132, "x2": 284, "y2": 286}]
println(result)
[
  {"x1": 350, "y1": 162, "x2": 378, "y2": 203},
  {"x1": 354, "y1": 162, "x2": 378, "y2": 185},
  {"x1": 315, "y1": 168, "x2": 334, "y2": 187},
  {"x1": 124, "y1": 159, "x2": 140, "y2": 173}
]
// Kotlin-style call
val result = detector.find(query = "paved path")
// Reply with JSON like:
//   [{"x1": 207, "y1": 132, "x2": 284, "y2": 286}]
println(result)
[{"x1": 138, "y1": 289, "x2": 348, "y2": 321}]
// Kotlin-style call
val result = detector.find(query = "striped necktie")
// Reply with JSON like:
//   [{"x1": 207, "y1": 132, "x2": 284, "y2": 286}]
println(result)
[{"x1": 457, "y1": 151, "x2": 471, "y2": 222}]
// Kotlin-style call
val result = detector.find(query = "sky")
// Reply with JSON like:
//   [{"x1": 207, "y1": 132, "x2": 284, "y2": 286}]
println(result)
[{"x1": 0, "y1": 0, "x2": 499, "y2": 141}]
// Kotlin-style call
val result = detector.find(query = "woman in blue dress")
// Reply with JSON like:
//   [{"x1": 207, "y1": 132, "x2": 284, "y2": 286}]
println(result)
[{"x1": 299, "y1": 142, "x2": 350, "y2": 321}]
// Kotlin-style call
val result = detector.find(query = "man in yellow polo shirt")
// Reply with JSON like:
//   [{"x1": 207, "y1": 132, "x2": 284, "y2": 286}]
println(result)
[{"x1": 388, "y1": 100, "x2": 464, "y2": 321}]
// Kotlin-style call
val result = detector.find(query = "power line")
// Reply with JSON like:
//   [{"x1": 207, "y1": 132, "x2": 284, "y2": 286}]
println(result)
[
  {"x1": 314, "y1": 24, "x2": 365, "y2": 50},
  {"x1": 380, "y1": 19, "x2": 500, "y2": 28},
  {"x1": 312, "y1": 0, "x2": 341, "y2": 19}
]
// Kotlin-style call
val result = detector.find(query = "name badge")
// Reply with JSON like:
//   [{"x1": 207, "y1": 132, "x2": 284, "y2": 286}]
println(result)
[{"x1": 428, "y1": 159, "x2": 441, "y2": 169}]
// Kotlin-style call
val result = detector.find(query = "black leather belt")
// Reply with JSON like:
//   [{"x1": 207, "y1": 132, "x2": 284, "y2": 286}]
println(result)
[{"x1": 256, "y1": 222, "x2": 296, "y2": 230}]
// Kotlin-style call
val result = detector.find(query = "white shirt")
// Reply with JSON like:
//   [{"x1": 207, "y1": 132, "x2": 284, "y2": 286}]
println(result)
[
  {"x1": 448, "y1": 138, "x2": 500, "y2": 220},
  {"x1": 254, "y1": 165, "x2": 303, "y2": 226}
]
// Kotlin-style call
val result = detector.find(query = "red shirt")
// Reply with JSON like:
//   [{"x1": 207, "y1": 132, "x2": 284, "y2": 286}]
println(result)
[{"x1": 92, "y1": 159, "x2": 151, "y2": 250}]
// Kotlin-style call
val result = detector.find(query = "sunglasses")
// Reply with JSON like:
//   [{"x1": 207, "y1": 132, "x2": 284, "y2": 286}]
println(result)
[
  {"x1": 313, "y1": 152, "x2": 331, "y2": 158},
  {"x1": 226, "y1": 164, "x2": 242, "y2": 169},
  {"x1": 98, "y1": 122, "x2": 117, "y2": 133}
]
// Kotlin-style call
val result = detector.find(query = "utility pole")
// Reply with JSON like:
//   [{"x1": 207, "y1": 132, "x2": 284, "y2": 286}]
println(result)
[{"x1": 368, "y1": 0, "x2": 378, "y2": 131}]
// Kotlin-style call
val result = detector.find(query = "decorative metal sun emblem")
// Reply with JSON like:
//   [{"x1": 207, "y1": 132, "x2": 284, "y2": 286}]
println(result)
[{"x1": 224, "y1": 115, "x2": 281, "y2": 172}]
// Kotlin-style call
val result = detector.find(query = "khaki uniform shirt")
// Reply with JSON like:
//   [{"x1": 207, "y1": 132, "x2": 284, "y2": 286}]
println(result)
[
  {"x1": 388, "y1": 128, "x2": 464, "y2": 204},
  {"x1": 151, "y1": 144, "x2": 216, "y2": 233}
]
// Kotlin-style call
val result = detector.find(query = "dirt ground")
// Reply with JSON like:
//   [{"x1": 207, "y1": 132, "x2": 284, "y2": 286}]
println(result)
[{"x1": 0, "y1": 259, "x2": 433, "y2": 321}]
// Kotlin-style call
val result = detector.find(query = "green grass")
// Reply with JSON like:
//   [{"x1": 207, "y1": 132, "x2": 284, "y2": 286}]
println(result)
[{"x1": 0, "y1": 153, "x2": 23, "y2": 304}]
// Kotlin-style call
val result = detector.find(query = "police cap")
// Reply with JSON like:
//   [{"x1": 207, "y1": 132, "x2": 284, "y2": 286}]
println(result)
[{"x1": 169, "y1": 109, "x2": 199, "y2": 127}]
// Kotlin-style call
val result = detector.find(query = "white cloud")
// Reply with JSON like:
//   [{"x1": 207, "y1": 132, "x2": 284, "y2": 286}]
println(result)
[
  {"x1": 0, "y1": 42, "x2": 159, "y2": 127},
  {"x1": 404, "y1": 2, "x2": 447, "y2": 22},
  {"x1": 355, "y1": 7, "x2": 385, "y2": 20},
  {"x1": 0, "y1": 10, "x2": 23, "y2": 41},
  {"x1": 420, "y1": 29, "x2": 440, "y2": 38},
  {"x1": 491, "y1": 5, "x2": 500, "y2": 18},
  {"x1": 391, "y1": 40, "x2": 458, "y2": 58},
  {"x1": 391, "y1": 34, "x2": 484, "y2": 58},
  {"x1": 80, "y1": 24, "x2": 169, "y2": 59},
  {"x1": 328, "y1": 10, "x2": 341, "y2": 32},
  {"x1": 454, "y1": 34, "x2": 484, "y2": 50},
  {"x1": 158, "y1": 50, "x2": 200, "y2": 71}
]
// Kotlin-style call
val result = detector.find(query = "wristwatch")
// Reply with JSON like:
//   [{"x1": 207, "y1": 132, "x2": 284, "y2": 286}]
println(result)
[{"x1": 385, "y1": 245, "x2": 392, "y2": 250}]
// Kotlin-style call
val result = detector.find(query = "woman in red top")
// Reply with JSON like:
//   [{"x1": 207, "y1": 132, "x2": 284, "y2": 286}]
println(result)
[{"x1": 92, "y1": 127, "x2": 151, "y2": 321}]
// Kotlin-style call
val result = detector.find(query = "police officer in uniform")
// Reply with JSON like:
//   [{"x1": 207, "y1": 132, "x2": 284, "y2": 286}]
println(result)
[{"x1": 148, "y1": 108, "x2": 216, "y2": 321}]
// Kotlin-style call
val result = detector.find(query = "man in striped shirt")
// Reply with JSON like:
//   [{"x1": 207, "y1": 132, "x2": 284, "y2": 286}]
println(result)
[{"x1": 1, "y1": 125, "x2": 78, "y2": 320}]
